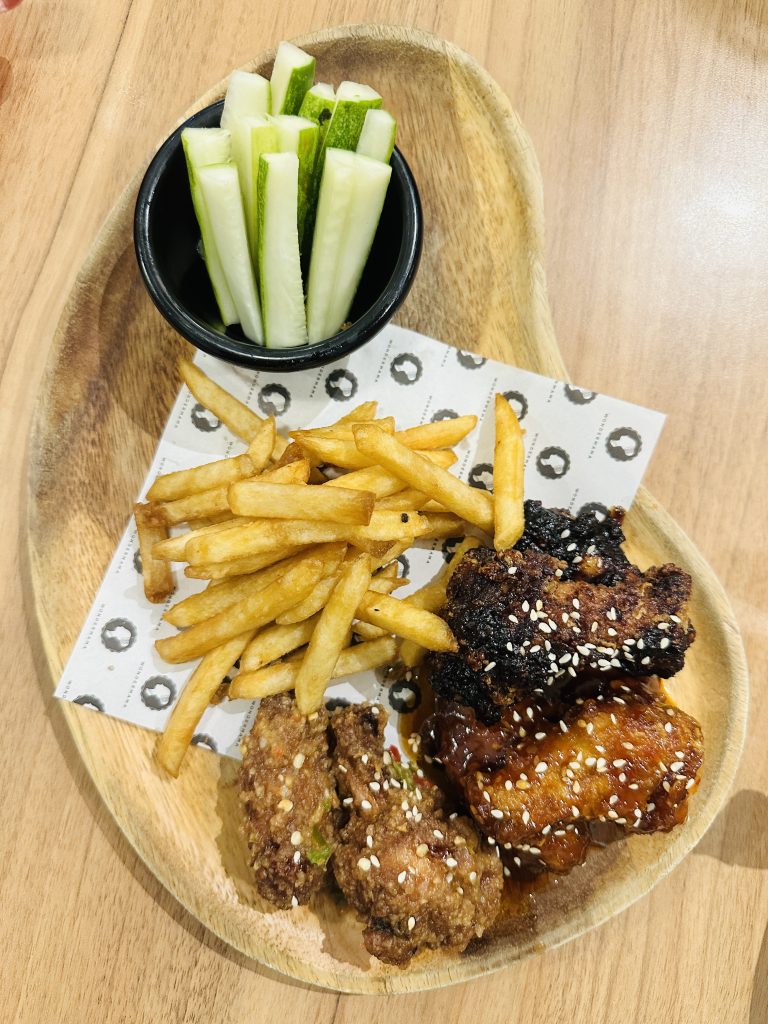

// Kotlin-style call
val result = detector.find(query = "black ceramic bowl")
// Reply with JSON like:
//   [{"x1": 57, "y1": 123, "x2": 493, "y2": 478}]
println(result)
[{"x1": 134, "y1": 100, "x2": 422, "y2": 371}]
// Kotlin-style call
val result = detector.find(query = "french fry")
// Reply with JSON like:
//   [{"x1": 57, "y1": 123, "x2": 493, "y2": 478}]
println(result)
[
  {"x1": 293, "y1": 416, "x2": 395, "y2": 441},
  {"x1": 185, "y1": 510, "x2": 442, "y2": 565},
  {"x1": 353, "y1": 619, "x2": 390, "y2": 640},
  {"x1": 376, "y1": 561, "x2": 399, "y2": 580},
  {"x1": 352, "y1": 424, "x2": 495, "y2": 533},
  {"x1": 184, "y1": 545, "x2": 306, "y2": 580},
  {"x1": 155, "y1": 630, "x2": 254, "y2": 776},
  {"x1": 152, "y1": 518, "x2": 253, "y2": 562},
  {"x1": 274, "y1": 442, "x2": 311, "y2": 468},
  {"x1": 260, "y1": 460, "x2": 311, "y2": 484},
  {"x1": 493, "y1": 393, "x2": 526, "y2": 550},
  {"x1": 322, "y1": 450, "x2": 457, "y2": 499},
  {"x1": 292, "y1": 428, "x2": 464, "y2": 471},
  {"x1": 164, "y1": 543, "x2": 346, "y2": 627},
  {"x1": 228, "y1": 481, "x2": 376, "y2": 525},
  {"x1": 154, "y1": 485, "x2": 231, "y2": 526},
  {"x1": 179, "y1": 358, "x2": 264, "y2": 442},
  {"x1": 240, "y1": 615, "x2": 320, "y2": 673},
  {"x1": 275, "y1": 572, "x2": 340, "y2": 625},
  {"x1": 399, "y1": 537, "x2": 481, "y2": 667},
  {"x1": 417, "y1": 512, "x2": 469, "y2": 539},
  {"x1": 155, "y1": 558, "x2": 324, "y2": 663},
  {"x1": 231, "y1": 636, "x2": 398, "y2": 701},
  {"x1": 355, "y1": 591, "x2": 457, "y2": 652},
  {"x1": 395, "y1": 415, "x2": 477, "y2": 450},
  {"x1": 147, "y1": 454, "x2": 254, "y2": 503},
  {"x1": 134, "y1": 503, "x2": 175, "y2": 603},
  {"x1": 371, "y1": 538, "x2": 412, "y2": 571},
  {"x1": 294, "y1": 553, "x2": 374, "y2": 714},
  {"x1": 246, "y1": 417, "x2": 278, "y2": 472},
  {"x1": 375, "y1": 488, "x2": 432, "y2": 512},
  {"x1": 332, "y1": 400, "x2": 378, "y2": 424}
]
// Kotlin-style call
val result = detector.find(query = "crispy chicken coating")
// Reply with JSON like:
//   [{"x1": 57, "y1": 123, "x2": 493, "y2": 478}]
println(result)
[
  {"x1": 330, "y1": 703, "x2": 503, "y2": 966},
  {"x1": 422, "y1": 689, "x2": 703, "y2": 873},
  {"x1": 239, "y1": 694, "x2": 338, "y2": 908},
  {"x1": 430, "y1": 505, "x2": 695, "y2": 719}
]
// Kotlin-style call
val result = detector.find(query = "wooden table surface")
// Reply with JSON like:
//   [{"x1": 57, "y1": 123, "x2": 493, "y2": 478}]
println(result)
[{"x1": 2, "y1": 2, "x2": 766, "y2": 1021}]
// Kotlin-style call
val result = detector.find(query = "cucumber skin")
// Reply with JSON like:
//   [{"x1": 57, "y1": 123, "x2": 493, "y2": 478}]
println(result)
[
  {"x1": 298, "y1": 90, "x2": 337, "y2": 253},
  {"x1": 294, "y1": 125, "x2": 318, "y2": 253},
  {"x1": 278, "y1": 60, "x2": 317, "y2": 115}
]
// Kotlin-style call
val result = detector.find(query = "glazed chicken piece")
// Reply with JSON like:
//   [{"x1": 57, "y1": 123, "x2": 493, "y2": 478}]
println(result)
[
  {"x1": 422, "y1": 689, "x2": 703, "y2": 873},
  {"x1": 239, "y1": 693, "x2": 338, "y2": 908},
  {"x1": 429, "y1": 505, "x2": 695, "y2": 720},
  {"x1": 330, "y1": 703, "x2": 503, "y2": 967}
]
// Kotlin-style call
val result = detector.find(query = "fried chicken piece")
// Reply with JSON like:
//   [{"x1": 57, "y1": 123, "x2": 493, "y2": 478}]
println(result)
[
  {"x1": 239, "y1": 694, "x2": 338, "y2": 908},
  {"x1": 517, "y1": 501, "x2": 631, "y2": 584},
  {"x1": 329, "y1": 703, "x2": 503, "y2": 966},
  {"x1": 422, "y1": 690, "x2": 703, "y2": 873},
  {"x1": 430, "y1": 533, "x2": 695, "y2": 719}
]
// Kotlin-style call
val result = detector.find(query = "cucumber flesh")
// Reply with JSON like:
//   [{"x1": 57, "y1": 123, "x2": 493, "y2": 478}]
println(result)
[
  {"x1": 257, "y1": 152, "x2": 307, "y2": 348},
  {"x1": 220, "y1": 70, "x2": 270, "y2": 130},
  {"x1": 270, "y1": 41, "x2": 316, "y2": 115},
  {"x1": 298, "y1": 83, "x2": 337, "y2": 254},
  {"x1": 229, "y1": 115, "x2": 278, "y2": 262},
  {"x1": 327, "y1": 152, "x2": 391, "y2": 335},
  {"x1": 196, "y1": 163, "x2": 264, "y2": 344},
  {"x1": 356, "y1": 108, "x2": 397, "y2": 163},
  {"x1": 269, "y1": 114, "x2": 318, "y2": 249},
  {"x1": 181, "y1": 127, "x2": 238, "y2": 325}
]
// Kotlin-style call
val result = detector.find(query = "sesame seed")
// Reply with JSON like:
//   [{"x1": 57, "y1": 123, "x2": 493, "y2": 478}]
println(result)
[
  {"x1": 567, "y1": 543, "x2": 577, "y2": 552},
  {"x1": 291, "y1": 895, "x2": 299, "y2": 908},
  {"x1": 370, "y1": 854, "x2": 381, "y2": 868},
  {"x1": 343, "y1": 797, "x2": 353, "y2": 806},
  {"x1": 686, "y1": 778, "x2": 696, "y2": 790},
  {"x1": 612, "y1": 759, "x2": 627, "y2": 768},
  {"x1": 561, "y1": 529, "x2": 571, "y2": 539},
  {"x1": 660, "y1": 637, "x2": 670, "y2": 649},
  {"x1": 607, "y1": 627, "x2": 617, "y2": 637},
  {"x1": 290, "y1": 831, "x2": 302, "y2": 846},
  {"x1": 484, "y1": 661, "x2": 496, "y2": 671},
  {"x1": 361, "y1": 799, "x2": 372, "y2": 811},
  {"x1": 560, "y1": 720, "x2": 569, "y2": 733},
  {"x1": 529, "y1": 644, "x2": 541, "y2": 653},
  {"x1": 446, "y1": 857, "x2": 458, "y2": 868},
  {"x1": 522, "y1": 809, "x2": 531, "y2": 825},
  {"x1": 293, "y1": 850, "x2": 301, "y2": 864},
  {"x1": 433, "y1": 829, "x2": 444, "y2": 839},
  {"x1": 369, "y1": 781, "x2": 380, "y2": 792},
  {"x1": 535, "y1": 731, "x2": 547, "y2": 741},
  {"x1": 535, "y1": 761, "x2": 548, "y2": 774},
  {"x1": 670, "y1": 761, "x2": 685, "y2": 772},
  {"x1": 357, "y1": 857, "x2": 371, "y2": 872},
  {"x1": 408, "y1": 916, "x2": 416, "y2": 931},
  {"x1": 572, "y1": 806, "x2": 580, "y2": 818},
  {"x1": 508, "y1": 613, "x2": 519, "y2": 623},
  {"x1": 278, "y1": 799, "x2": 294, "y2": 812},
  {"x1": 522, "y1": 601, "x2": 530, "y2": 613},
  {"x1": 416, "y1": 844, "x2": 428, "y2": 858},
  {"x1": 397, "y1": 870, "x2": 407, "y2": 884},
  {"x1": 658, "y1": 622, "x2": 670, "y2": 630},
  {"x1": 573, "y1": 781, "x2": 581, "y2": 794},
  {"x1": 469, "y1": 870, "x2": 477, "y2": 882},
  {"x1": 539, "y1": 622, "x2": 552, "y2": 634}
]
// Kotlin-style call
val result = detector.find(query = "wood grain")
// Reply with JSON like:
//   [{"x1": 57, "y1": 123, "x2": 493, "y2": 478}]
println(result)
[{"x1": 3, "y1": 0, "x2": 767, "y2": 1020}]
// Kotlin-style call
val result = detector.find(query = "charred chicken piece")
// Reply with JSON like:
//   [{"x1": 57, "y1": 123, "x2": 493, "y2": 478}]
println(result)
[
  {"x1": 330, "y1": 703, "x2": 503, "y2": 967},
  {"x1": 430, "y1": 537, "x2": 695, "y2": 719},
  {"x1": 516, "y1": 500, "x2": 631, "y2": 584},
  {"x1": 239, "y1": 693, "x2": 338, "y2": 908},
  {"x1": 422, "y1": 691, "x2": 703, "y2": 873}
]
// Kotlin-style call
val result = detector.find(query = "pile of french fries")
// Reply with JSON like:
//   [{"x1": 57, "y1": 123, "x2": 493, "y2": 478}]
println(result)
[{"x1": 138, "y1": 359, "x2": 524, "y2": 776}]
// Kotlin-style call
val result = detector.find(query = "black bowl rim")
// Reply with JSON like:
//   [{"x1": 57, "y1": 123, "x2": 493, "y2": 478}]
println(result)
[{"x1": 133, "y1": 99, "x2": 422, "y2": 372}]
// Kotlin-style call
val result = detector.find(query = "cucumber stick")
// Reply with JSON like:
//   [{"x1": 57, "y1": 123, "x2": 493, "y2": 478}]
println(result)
[
  {"x1": 356, "y1": 109, "x2": 397, "y2": 163},
  {"x1": 230, "y1": 116, "x2": 278, "y2": 260},
  {"x1": 298, "y1": 82, "x2": 336, "y2": 135},
  {"x1": 306, "y1": 148, "x2": 391, "y2": 343},
  {"x1": 322, "y1": 81, "x2": 382, "y2": 152},
  {"x1": 181, "y1": 127, "x2": 238, "y2": 326},
  {"x1": 196, "y1": 163, "x2": 264, "y2": 344},
  {"x1": 269, "y1": 114, "x2": 318, "y2": 245},
  {"x1": 270, "y1": 41, "x2": 315, "y2": 115},
  {"x1": 220, "y1": 70, "x2": 270, "y2": 130},
  {"x1": 257, "y1": 153, "x2": 307, "y2": 348}
]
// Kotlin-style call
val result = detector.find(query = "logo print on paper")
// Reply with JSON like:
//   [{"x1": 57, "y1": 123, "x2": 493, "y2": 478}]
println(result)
[
  {"x1": 469, "y1": 462, "x2": 494, "y2": 491},
  {"x1": 536, "y1": 446, "x2": 571, "y2": 479},
  {"x1": 140, "y1": 676, "x2": 176, "y2": 711},
  {"x1": 258, "y1": 383, "x2": 291, "y2": 417},
  {"x1": 441, "y1": 536, "x2": 465, "y2": 562},
  {"x1": 390, "y1": 353, "x2": 423, "y2": 386},
  {"x1": 325, "y1": 696, "x2": 351, "y2": 712},
  {"x1": 389, "y1": 678, "x2": 422, "y2": 714},
  {"x1": 133, "y1": 549, "x2": 143, "y2": 575},
  {"x1": 564, "y1": 384, "x2": 598, "y2": 405},
  {"x1": 191, "y1": 733, "x2": 217, "y2": 752},
  {"x1": 100, "y1": 618, "x2": 137, "y2": 653},
  {"x1": 502, "y1": 390, "x2": 528, "y2": 421},
  {"x1": 73, "y1": 695, "x2": 105, "y2": 713},
  {"x1": 191, "y1": 403, "x2": 221, "y2": 432},
  {"x1": 456, "y1": 350, "x2": 486, "y2": 369},
  {"x1": 579, "y1": 501, "x2": 609, "y2": 522},
  {"x1": 396, "y1": 553, "x2": 410, "y2": 578},
  {"x1": 606, "y1": 427, "x2": 642, "y2": 461},
  {"x1": 431, "y1": 408, "x2": 458, "y2": 421},
  {"x1": 325, "y1": 368, "x2": 359, "y2": 401}
]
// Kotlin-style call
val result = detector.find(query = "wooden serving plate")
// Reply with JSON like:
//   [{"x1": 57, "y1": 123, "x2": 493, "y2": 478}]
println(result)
[{"x1": 26, "y1": 25, "x2": 747, "y2": 994}]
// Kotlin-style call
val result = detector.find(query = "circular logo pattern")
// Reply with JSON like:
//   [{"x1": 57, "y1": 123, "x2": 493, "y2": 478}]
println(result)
[
  {"x1": 325, "y1": 696, "x2": 351, "y2": 712},
  {"x1": 396, "y1": 553, "x2": 410, "y2": 578},
  {"x1": 258, "y1": 383, "x2": 291, "y2": 417},
  {"x1": 190, "y1": 403, "x2": 221, "y2": 432},
  {"x1": 564, "y1": 384, "x2": 598, "y2": 405},
  {"x1": 606, "y1": 426, "x2": 642, "y2": 461},
  {"x1": 536, "y1": 446, "x2": 571, "y2": 480},
  {"x1": 390, "y1": 353, "x2": 423, "y2": 386},
  {"x1": 73, "y1": 695, "x2": 104, "y2": 712},
  {"x1": 431, "y1": 408, "x2": 458, "y2": 422},
  {"x1": 325, "y1": 368, "x2": 359, "y2": 401},
  {"x1": 100, "y1": 618, "x2": 137, "y2": 653},
  {"x1": 456, "y1": 350, "x2": 486, "y2": 369},
  {"x1": 502, "y1": 390, "x2": 528, "y2": 421},
  {"x1": 388, "y1": 678, "x2": 422, "y2": 714},
  {"x1": 469, "y1": 462, "x2": 494, "y2": 491},
  {"x1": 441, "y1": 536, "x2": 465, "y2": 562},
  {"x1": 191, "y1": 733, "x2": 217, "y2": 751},
  {"x1": 140, "y1": 676, "x2": 176, "y2": 711},
  {"x1": 578, "y1": 501, "x2": 609, "y2": 522},
  {"x1": 133, "y1": 549, "x2": 143, "y2": 575}
]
